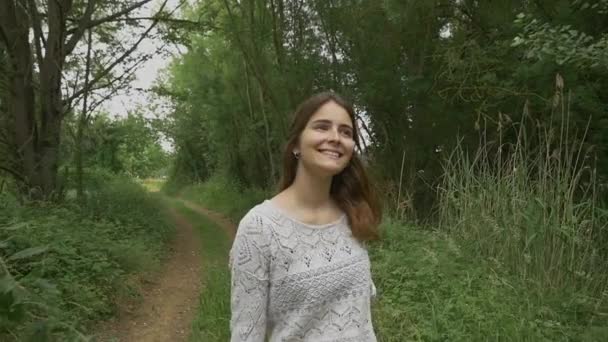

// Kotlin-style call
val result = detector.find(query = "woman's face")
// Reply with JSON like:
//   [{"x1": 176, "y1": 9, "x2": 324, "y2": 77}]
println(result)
[{"x1": 294, "y1": 101, "x2": 356, "y2": 177}]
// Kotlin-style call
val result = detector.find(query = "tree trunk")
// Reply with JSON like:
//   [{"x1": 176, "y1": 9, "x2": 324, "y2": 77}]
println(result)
[
  {"x1": 76, "y1": 29, "x2": 93, "y2": 203},
  {"x1": 36, "y1": 118, "x2": 62, "y2": 199},
  {"x1": 33, "y1": 0, "x2": 70, "y2": 199},
  {"x1": 1, "y1": 0, "x2": 39, "y2": 195},
  {"x1": 258, "y1": 85, "x2": 276, "y2": 186},
  {"x1": 1, "y1": 0, "x2": 163, "y2": 200}
]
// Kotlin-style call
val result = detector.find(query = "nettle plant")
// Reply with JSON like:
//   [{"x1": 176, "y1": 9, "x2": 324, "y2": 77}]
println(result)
[
  {"x1": 0, "y1": 237, "x2": 77, "y2": 340},
  {"x1": 512, "y1": 1, "x2": 608, "y2": 68},
  {"x1": 574, "y1": 0, "x2": 608, "y2": 14}
]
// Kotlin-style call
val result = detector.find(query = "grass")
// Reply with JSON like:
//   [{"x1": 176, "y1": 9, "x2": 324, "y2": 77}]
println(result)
[
  {"x1": 176, "y1": 174, "x2": 267, "y2": 222},
  {"x1": 171, "y1": 202, "x2": 233, "y2": 341},
  {"x1": 175, "y1": 96, "x2": 608, "y2": 340},
  {"x1": 371, "y1": 219, "x2": 608, "y2": 341},
  {"x1": 0, "y1": 176, "x2": 173, "y2": 341},
  {"x1": 435, "y1": 97, "x2": 608, "y2": 340},
  {"x1": 140, "y1": 178, "x2": 165, "y2": 192},
  {"x1": 177, "y1": 164, "x2": 608, "y2": 341}
]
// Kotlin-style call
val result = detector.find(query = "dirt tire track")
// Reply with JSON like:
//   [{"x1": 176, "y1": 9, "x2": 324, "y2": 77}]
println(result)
[
  {"x1": 94, "y1": 207, "x2": 203, "y2": 342},
  {"x1": 178, "y1": 199, "x2": 236, "y2": 239}
]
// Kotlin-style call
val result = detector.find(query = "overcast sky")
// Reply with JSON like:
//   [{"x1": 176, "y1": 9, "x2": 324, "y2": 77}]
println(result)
[{"x1": 101, "y1": 0, "x2": 184, "y2": 119}]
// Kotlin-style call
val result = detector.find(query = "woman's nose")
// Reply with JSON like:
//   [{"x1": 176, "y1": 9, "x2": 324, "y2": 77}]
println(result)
[{"x1": 327, "y1": 127, "x2": 340, "y2": 142}]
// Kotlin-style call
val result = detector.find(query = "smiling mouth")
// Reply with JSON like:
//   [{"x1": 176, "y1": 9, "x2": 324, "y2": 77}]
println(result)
[{"x1": 318, "y1": 149, "x2": 343, "y2": 159}]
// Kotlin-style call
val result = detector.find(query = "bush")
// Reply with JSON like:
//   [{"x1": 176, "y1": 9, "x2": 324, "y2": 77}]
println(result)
[
  {"x1": 433, "y1": 102, "x2": 608, "y2": 339},
  {"x1": 0, "y1": 176, "x2": 173, "y2": 341},
  {"x1": 438, "y1": 107, "x2": 608, "y2": 293},
  {"x1": 370, "y1": 220, "x2": 608, "y2": 341}
]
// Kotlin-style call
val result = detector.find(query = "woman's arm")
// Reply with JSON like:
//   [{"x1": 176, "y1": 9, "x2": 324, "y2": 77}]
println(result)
[{"x1": 229, "y1": 212, "x2": 271, "y2": 342}]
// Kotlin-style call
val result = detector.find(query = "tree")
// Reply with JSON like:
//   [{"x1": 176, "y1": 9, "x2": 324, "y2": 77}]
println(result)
[
  {"x1": 0, "y1": 0, "x2": 170, "y2": 199},
  {"x1": 163, "y1": 0, "x2": 608, "y2": 217}
]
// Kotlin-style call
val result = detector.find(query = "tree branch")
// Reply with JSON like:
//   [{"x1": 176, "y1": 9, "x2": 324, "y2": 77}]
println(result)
[
  {"x1": 65, "y1": 0, "x2": 98, "y2": 55},
  {"x1": 65, "y1": 121, "x2": 77, "y2": 141},
  {"x1": 65, "y1": 0, "x2": 169, "y2": 105},
  {"x1": 0, "y1": 23, "x2": 8, "y2": 48},
  {"x1": 87, "y1": 75, "x2": 133, "y2": 114},
  {"x1": 27, "y1": 0, "x2": 46, "y2": 67},
  {"x1": 80, "y1": 28, "x2": 93, "y2": 122},
  {"x1": 220, "y1": 0, "x2": 282, "y2": 117},
  {"x1": 0, "y1": 165, "x2": 26, "y2": 183},
  {"x1": 356, "y1": 115, "x2": 372, "y2": 152},
  {"x1": 0, "y1": 133, "x2": 12, "y2": 148},
  {"x1": 66, "y1": 0, "x2": 153, "y2": 39},
  {"x1": 85, "y1": 50, "x2": 146, "y2": 115},
  {"x1": 68, "y1": 15, "x2": 217, "y2": 30},
  {"x1": 455, "y1": 3, "x2": 488, "y2": 37},
  {"x1": 533, "y1": 0, "x2": 553, "y2": 21},
  {"x1": 0, "y1": 0, "x2": 15, "y2": 49},
  {"x1": 91, "y1": 0, "x2": 154, "y2": 25}
]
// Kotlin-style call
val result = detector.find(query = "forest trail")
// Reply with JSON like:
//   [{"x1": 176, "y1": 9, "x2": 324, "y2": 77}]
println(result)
[
  {"x1": 95, "y1": 197, "x2": 235, "y2": 341},
  {"x1": 177, "y1": 198, "x2": 236, "y2": 239}
]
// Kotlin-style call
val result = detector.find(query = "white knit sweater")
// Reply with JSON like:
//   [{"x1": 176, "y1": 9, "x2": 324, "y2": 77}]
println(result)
[{"x1": 229, "y1": 200, "x2": 377, "y2": 342}]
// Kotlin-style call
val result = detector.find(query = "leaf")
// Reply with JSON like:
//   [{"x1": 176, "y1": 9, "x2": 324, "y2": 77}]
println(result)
[
  {"x1": 1, "y1": 222, "x2": 29, "y2": 231},
  {"x1": 555, "y1": 73, "x2": 564, "y2": 90},
  {"x1": 26, "y1": 320, "x2": 51, "y2": 342},
  {"x1": 0, "y1": 274, "x2": 18, "y2": 294},
  {"x1": 0, "y1": 289, "x2": 25, "y2": 323},
  {"x1": 511, "y1": 37, "x2": 523, "y2": 47},
  {"x1": 32, "y1": 278, "x2": 59, "y2": 295},
  {"x1": 8, "y1": 246, "x2": 49, "y2": 261}
]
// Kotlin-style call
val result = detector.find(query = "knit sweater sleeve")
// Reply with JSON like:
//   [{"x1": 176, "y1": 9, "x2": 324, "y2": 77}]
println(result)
[{"x1": 229, "y1": 211, "x2": 271, "y2": 342}]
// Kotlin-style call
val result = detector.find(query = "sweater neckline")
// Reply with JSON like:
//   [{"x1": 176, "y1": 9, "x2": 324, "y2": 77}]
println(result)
[{"x1": 263, "y1": 199, "x2": 346, "y2": 230}]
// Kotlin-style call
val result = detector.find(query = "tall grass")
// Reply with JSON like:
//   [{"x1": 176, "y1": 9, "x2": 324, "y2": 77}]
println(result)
[
  {"x1": 438, "y1": 89, "x2": 608, "y2": 304},
  {"x1": 172, "y1": 203, "x2": 232, "y2": 341}
]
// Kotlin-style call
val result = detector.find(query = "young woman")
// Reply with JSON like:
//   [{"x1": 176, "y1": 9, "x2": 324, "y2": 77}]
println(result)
[{"x1": 229, "y1": 92, "x2": 382, "y2": 342}]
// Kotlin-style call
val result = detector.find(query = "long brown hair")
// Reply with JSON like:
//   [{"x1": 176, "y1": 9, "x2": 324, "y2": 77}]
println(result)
[{"x1": 277, "y1": 91, "x2": 382, "y2": 241}]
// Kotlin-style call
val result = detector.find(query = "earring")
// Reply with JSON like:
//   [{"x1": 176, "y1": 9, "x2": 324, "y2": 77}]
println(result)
[{"x1": 293, "y1": 151, "x2": 301, "y2": 159}]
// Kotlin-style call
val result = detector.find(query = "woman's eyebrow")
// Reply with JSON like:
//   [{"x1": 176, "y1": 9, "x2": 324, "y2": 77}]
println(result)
[{"x1": 311, "y1": 119, "x2": 353, "y2": 128}]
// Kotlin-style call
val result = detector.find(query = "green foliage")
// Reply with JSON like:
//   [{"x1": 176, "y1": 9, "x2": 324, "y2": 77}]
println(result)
[
  {"x1": 162, "y1": 0, "x2": 608, "y2": 219},
  {"x1": 438, "y1": 100, "x2": 608, "y2": 291},
  {"x1": 0, "y1": 0, "x2": 172, "y2": 198},
  {"x1": 0, "y1": 177, "x2": 173, "y2": 341},
  {"x1": 178, "y1": 179, "x2": 608, "y2": 341},
  {"x1": 370, "y1": 220, "x2": 608, "y2": 341},
  {"x1": 152, "y1": 1, "x2": 608, "y2": 339},
  {"x1": 161, "y1": 0, "x2": 353, "y2": 191},
  {"x1": 109, "y1": 112, "x2": 170, "y2": 179},
  {"x1": 432, "y1": 98, "x2": 608, "y2": 341},
  {"x1": 179, "y1": 174, "x2": 268, "y2": 222},
  {"x1": 161, "y1": 30, "x2": 285, "y2": 189},
  {"x1": 574, "y1": 0, "x2": 608, "y2": 14},
  {"x1": 512, "y1": 13, "x2": 608, "y2": 68},
  {"x1": 140, "y1": 178, "x2": 165, "y2": 192},
  {"x1": 61, "y1": 111, "x2": 170, "y2": 182}
]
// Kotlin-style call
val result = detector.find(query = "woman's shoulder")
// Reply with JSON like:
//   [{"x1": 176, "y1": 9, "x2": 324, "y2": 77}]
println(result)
[
  {"x1": 239, "y1": 199, "x2": 271, "y2": 221},
  {"x1": 230, "y1": 201, "x2": 275, "y2": 269},
  {"x1": 236, "y1": 200, "x2": 276, "y2": 235}
]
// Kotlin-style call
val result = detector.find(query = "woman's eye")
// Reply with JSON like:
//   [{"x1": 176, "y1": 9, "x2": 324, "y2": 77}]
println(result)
[{"x1": 341, "y1": 129, "x2": 353, "y2": 137}]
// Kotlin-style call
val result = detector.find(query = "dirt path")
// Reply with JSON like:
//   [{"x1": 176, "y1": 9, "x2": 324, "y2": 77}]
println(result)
[
  {"x1": 95, "y1": 199, "x2": 234, "y2": 342},
  {"x1": 178, "y1": 199, "x2": 236, "y2": 239}
]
